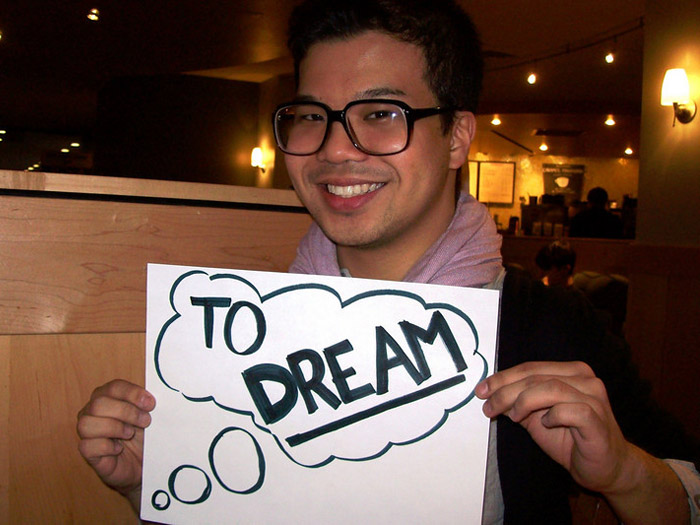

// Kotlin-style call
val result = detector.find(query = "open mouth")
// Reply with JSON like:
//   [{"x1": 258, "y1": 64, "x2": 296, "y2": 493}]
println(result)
[{"x1": 326, "y1": 183, "x2": 384, "y2": 198}]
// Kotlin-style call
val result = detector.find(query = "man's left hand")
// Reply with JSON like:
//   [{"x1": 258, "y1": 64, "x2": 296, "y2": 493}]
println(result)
[{"x1": 475, "y1": 360, "x2": 631, "y2": 494}]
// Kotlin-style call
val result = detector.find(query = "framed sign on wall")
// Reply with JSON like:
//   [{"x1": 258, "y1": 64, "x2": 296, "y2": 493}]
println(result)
[{"x1": 472, "y1": 161, "x2": 516, "y2": 204}]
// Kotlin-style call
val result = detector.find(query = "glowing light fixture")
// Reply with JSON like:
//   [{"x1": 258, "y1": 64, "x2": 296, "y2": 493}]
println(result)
[
  {"x1": 605, "y1": 52, "x2": 615, "y2": 64},
  {"x1": 527, "y1": 72, "x2": 537, "y2": 85},
  {"x1": 605, "y1": 115, "x2": 616, "y2": 126},
  {"x1": 624, "y1": 147, "x2": 634, "y2": 155},
  {"x1": 71, "y1": 142, "x2": 81, "y2": 148},
  {"x1": 251, "y1": 147, "x2": 266, "y2": 173},
  {"x1": 87, "y1": 8, "x2": 100, "y2": 21},
  {"x1": 539, "y1": 142, "x2": 548, "y2": 152},
  {"x1": 0, "y1": 130, "x2": 6, "y2": 134},
  {"x1": 490, "y1": 115, "x2": 501, "y2": 126},
  {"x1": 661, "y1": 68, "x2": 696, "y2": 125},
  {"x1": 61, "y1": 148, "x2": 70, "y2": 153}
]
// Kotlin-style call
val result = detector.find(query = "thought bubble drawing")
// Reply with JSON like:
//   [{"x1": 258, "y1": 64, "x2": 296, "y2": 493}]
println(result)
[{"x1": 153, "y1": 270, "x2": 489, "y2": 469}]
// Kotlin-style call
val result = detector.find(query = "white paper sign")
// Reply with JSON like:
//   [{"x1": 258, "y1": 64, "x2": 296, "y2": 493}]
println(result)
[{"x1": 142, "y1": 263, "x2": 500, "y2": 524}]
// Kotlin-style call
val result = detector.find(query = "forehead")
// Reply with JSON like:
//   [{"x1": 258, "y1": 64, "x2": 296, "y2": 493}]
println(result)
[{"x1": 297, "y1": 31, "x2": 433, "y2": 105}]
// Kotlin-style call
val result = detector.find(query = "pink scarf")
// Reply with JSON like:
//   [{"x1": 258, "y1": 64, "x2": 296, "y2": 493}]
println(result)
[{"x1": 289, "y1": 192, "x2": 503, "y2": 287}]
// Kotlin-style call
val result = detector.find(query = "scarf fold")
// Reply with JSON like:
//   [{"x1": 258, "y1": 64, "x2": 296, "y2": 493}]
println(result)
[{"x1": 289, "y1": 192, "x2": 503, "y2": 287}]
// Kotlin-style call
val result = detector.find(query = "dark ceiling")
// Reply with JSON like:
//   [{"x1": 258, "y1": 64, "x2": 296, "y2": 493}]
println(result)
[{"x1": 0, "y1": 0, "x2": 645, "y2": 158}]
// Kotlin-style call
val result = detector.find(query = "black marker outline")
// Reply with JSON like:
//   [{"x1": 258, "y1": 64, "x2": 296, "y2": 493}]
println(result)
[
  {"x1": 286, "y1": 374, "x2": 465, "y2": 447},
  {"x1": 152, "y1": 268, "x2": 494, "y2": 468}
]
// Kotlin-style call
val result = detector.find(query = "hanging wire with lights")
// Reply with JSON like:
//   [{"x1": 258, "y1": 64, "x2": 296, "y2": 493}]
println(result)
[{"x1": 485, "y1": 17, "x2": 643, "y2": 76}]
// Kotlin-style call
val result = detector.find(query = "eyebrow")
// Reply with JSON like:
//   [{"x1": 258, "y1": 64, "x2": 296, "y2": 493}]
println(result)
[{"x1": 292, "y1": 87, "x2": 408, "y2": 105}]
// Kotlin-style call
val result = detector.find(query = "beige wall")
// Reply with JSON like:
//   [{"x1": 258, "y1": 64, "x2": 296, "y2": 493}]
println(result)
[
  {"x1": 621, "y1": 0, "x2": 700, "y2": 439},
  {"x1": 638, "y1": 0, "x2": 700, "y2": 246},
  {"x1": 258, "y1": 75, "x2": 296, "y2": 190}
]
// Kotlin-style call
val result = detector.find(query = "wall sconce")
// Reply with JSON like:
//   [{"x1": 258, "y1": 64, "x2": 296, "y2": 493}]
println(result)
[
  {"x1": 251, "y1": 147, "x2": 265, "y2": 173},
  {"x1": 661, "y1": 68, "x2": 696, "y2": 126}
]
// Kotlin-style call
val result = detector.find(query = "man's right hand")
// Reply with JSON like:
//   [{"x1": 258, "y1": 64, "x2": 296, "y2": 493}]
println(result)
[{"x1": 76, "y1": 379, "x2": 156, "y2": 510}]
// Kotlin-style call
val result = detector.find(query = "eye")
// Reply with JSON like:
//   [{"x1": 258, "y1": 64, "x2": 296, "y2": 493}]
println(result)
[
  {"x1": 365, "y1": 109, "x2": 399, "y2": 121},
  {"x1": 298, "y1": 111, "x2": 326, "y2": 122}
]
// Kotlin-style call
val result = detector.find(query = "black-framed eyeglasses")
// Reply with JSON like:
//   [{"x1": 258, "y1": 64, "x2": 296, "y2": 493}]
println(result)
[{"x1": 272, "y1": 99, "x2": 453, "y2": 156}]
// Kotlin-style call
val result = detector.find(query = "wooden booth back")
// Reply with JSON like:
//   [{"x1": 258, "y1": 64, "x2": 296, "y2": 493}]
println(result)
[{"x1": 0, "y1": 171, "x2": 312, "y2": 523}]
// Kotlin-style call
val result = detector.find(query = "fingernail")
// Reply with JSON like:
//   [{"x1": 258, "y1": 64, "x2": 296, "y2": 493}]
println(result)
[
  {"x1": 482, "y1": 400, "x2": 493, "y2": 417},
  {"x1": 138, "y1": 411, "x2": 152, "y2": 427},
  {"x1": 475, "y1": 381, "x2": 488, "y2": 397},
  {"x1": 138, "y1": 393, "x2": 154, "y2": 410},
  {"x1": 123, "y1": 424, "x2": 135, "y2": 438}
]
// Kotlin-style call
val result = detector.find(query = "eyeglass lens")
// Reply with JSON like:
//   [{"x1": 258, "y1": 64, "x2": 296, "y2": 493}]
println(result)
[{"x1": 275, "y1": 102, "x2": 409, "y2": 155}]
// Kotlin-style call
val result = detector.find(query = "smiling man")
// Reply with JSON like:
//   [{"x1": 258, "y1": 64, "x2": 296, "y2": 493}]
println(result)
[
  {"x1": 282, "y1": 32, "x2": 472, "y2": 281},
  {"x1": 77, "y1": 0, "x2": 699, "y2": 522}
]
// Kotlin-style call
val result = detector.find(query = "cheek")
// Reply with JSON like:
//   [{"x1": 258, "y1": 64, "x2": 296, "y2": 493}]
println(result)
[{"x1": 284, "y1": 156, "x2": 305, "y2": 186}]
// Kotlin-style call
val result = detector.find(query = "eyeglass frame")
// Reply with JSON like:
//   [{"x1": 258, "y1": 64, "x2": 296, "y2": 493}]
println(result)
[{"x1": 272, "y1": 98, "x2": 455, "y2": 156}]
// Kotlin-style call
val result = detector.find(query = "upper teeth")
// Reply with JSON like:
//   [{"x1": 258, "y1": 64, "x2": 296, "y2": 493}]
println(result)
[{"x1": 327, "y1": 183, "x2": 383, "y2": 198}]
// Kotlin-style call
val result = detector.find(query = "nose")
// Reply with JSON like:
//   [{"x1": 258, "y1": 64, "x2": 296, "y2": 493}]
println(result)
[{"x1": 316, "y1": 121, "x2": 367, "y2": 163}]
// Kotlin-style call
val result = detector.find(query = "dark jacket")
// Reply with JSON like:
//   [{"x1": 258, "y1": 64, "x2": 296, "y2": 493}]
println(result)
[{"x1": 496, "y1": 269, "x2": 699, "y2": 523}]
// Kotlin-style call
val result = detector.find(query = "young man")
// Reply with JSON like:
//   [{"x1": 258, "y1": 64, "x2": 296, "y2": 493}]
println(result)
[{"x1": 77, "y1": 0, "x2": 699, "y2": 522}]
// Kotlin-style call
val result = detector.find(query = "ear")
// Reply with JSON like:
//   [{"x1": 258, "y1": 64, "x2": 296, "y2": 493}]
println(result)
[{"x1": 448, "y1": 111, "x2": 475, "y2": 170}]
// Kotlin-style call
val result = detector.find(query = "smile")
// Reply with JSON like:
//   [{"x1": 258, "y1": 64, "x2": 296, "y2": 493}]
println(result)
[{"x1": 326, "y1": 183, "x2": 384, "y2": 198}]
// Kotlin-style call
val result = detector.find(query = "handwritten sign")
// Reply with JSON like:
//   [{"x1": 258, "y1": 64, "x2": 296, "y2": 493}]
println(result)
[{"x1": 141, "y1": 264, "x2": 499, "y2": 524}]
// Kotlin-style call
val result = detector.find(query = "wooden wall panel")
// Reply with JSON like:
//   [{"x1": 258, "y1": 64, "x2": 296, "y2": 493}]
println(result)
[
  {"x1": 500, "y1": 235, "x2": 631, "y2": 277},
  {"x1": 625, "y1": 244, "x2": 700, "y2": 440},
  {"x1": 7, "y1": 333, "x2": 144, "y2": 524},
  {"x1": 0, "y1": 337, "x2": 9, "y2": 523},
  {"x1": 0, "y1": 177, "x2": 311, "y2": 523},
  {"x1": 0, "y1": 195, "x2": 311, "y2": 335}
]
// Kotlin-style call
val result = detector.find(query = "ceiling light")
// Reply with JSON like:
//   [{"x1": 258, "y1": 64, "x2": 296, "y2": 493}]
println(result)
[
  {"x1": 527, "y1": 72, "x2": 537, "y2": 85},
  {"x1": 539, "y1": 143, "x2": 548, "y2": 152},
  {"x1": 491, "y1": 115, "x2": 501, "y2": 126},
  {"x1": 605, "y1": 52, "x2": 615, "y2": 64},
  {"x1": 605, "y1": 115, "x2": 616, "y2": 126},
  {"x1": 87, "y1": 8, "x2": 100, "y2": 21},
  {"x1": 0, "y1": 130, "x2": 6, "y2": 134},
  {"x1": 624, "y1": 147, "x2": 634, "y2": 155},
  {"x1": 71, "y1": 142, "x2": 81, "y2": 148},
  {"x1": 61, "y1": 148, "x2": 70, "y2": 153},
  {"x1": 661, "y1": 68, "x2": 697, "y2": 126}
]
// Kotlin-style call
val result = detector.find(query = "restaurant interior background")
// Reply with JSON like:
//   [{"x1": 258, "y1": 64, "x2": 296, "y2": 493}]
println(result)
[
  {"x1": 1, "y1": 0, "x2": 651, "y2": 237},
  {"x1": 1, "y1": 2, "x2": 699, "y2": 522}
]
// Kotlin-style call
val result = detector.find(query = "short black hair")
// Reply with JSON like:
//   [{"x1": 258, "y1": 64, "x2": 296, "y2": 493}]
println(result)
[
  {"x1": 535, "y1": 241, "x2": 577, "y2": 274},
  {"x1": 287, "y1": 0, "x2": 483, "y2": 131},
  {"x1": 587, "y1": 187, "x2": 609, "y2": 207}
]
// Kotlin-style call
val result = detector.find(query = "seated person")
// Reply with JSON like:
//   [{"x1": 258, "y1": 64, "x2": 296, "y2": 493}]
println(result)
[
  {"x1": 535, "y1": 240, "x2": 576, "y2": 287},
  {"x1": 573, "y1": 271, "x2": 629, "y2": 336},
  {"x1": 569, "y1": 187, "x2": 624, "y2": 239}
]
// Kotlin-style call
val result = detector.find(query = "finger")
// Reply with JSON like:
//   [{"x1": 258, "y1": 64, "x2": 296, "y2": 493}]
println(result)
[
  {"x1": 78, "y1": 437, "x2": 124, "y2": 463},
  {"x1": 90, "y1": 379, "x2": 156, "y2": 412},
  {"x1": 81, "y1": 396, "x2": 153, "y2": 428},
  {"x1": 540, "y1": 402, "x2": 610, "y2": 441},
  {"x1": 484, "y1": 376, "x2": 607, "y2": 422},
  {"x1": 76, "y1": 413, "x2": 137, "y2": 440},
  {"x1": 476, "y1": 361, "x2": 594, "y2": 399}
]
